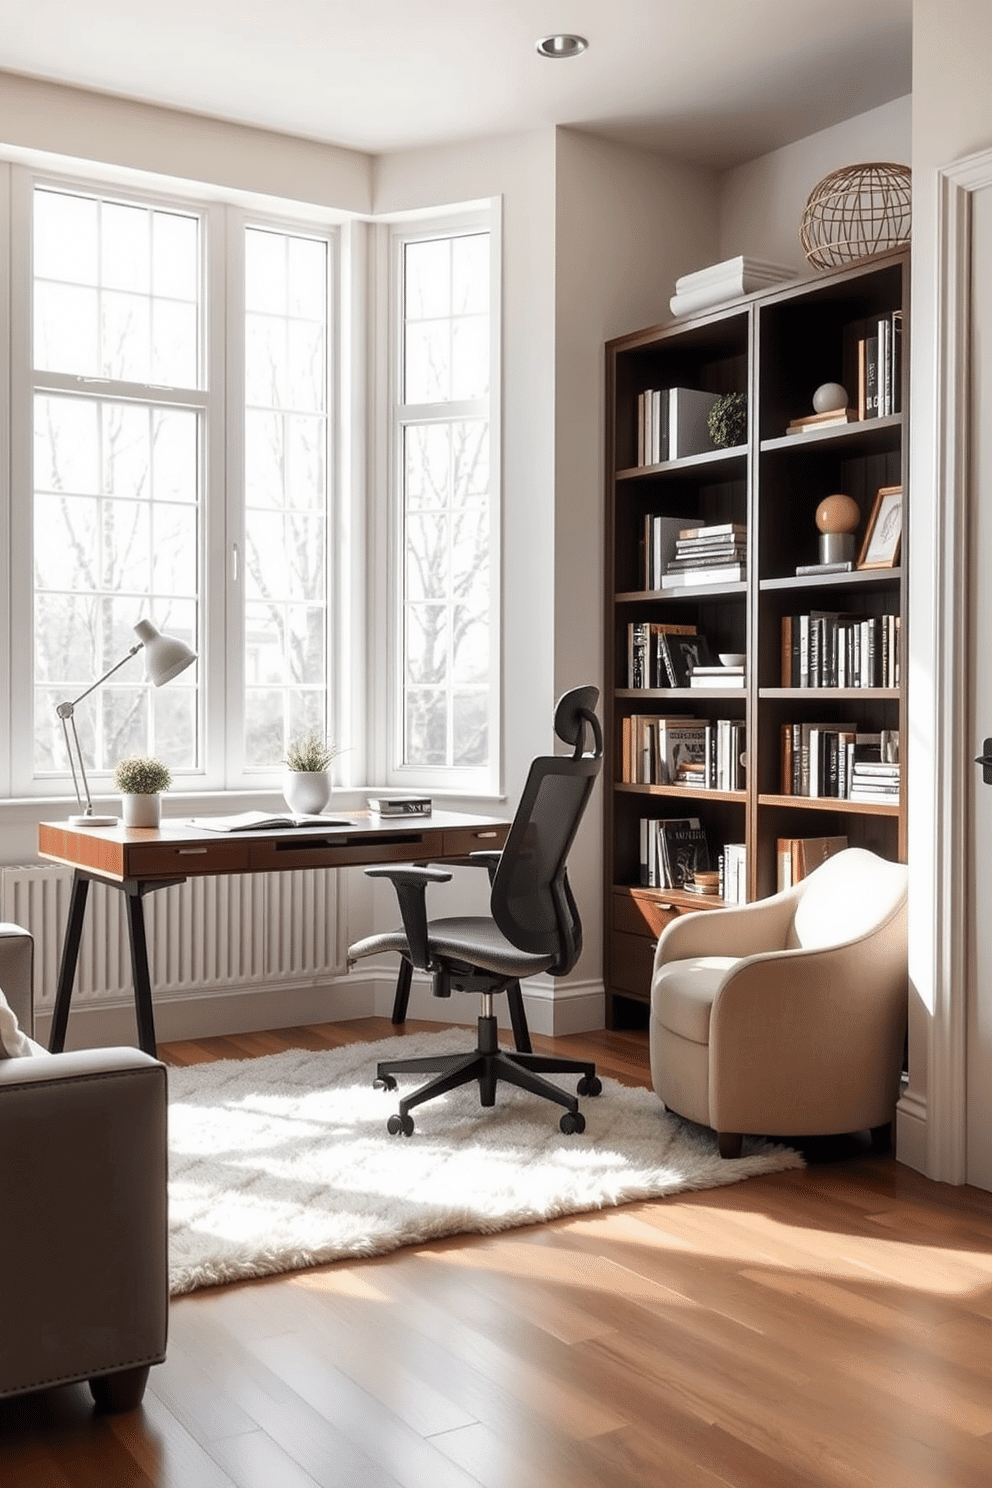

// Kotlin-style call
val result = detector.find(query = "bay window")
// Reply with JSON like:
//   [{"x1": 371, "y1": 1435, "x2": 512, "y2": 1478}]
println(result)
[{"x1": 1, "y1": 166, "x2": 499, "y2": 803}]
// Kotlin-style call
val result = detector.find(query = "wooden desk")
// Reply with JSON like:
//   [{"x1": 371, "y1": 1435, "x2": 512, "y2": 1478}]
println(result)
[{"x1": 38, "y1": 810, "x2": 510, "y2": 1056}]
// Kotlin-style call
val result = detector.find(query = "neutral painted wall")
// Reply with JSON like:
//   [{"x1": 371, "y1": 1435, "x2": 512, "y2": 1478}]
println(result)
[
  {"x1": 552, "y1": 128, "x2": 719, "y2": 999},
  {"x1": 719, "y1": 94, "x2": 912, "y2": 272},
  {"x1": 0, "y1": 70, "x2": 371, "y2": 213}
]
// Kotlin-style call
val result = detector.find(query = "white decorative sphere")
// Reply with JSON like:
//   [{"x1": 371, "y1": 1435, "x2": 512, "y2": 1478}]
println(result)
[{"x1": 812, "y1": 382, "x2": 848, "y2": 414}]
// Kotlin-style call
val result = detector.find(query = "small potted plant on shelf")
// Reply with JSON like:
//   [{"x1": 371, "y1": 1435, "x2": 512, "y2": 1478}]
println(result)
[
  {"x1": 282, "y1": 729, "x2": 340, "y2": 815},
  {"x1": 113, "y1": 755, "x2": 172, "y2": 828}
]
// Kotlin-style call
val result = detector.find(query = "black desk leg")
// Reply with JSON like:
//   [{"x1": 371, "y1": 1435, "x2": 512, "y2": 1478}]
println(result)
[
  {"x1": 124, "y1": 885, "x2": 158, "y2": 1057},
  {"x1": 49, "y1": 870, "x2": 90, "y2": 1053}
]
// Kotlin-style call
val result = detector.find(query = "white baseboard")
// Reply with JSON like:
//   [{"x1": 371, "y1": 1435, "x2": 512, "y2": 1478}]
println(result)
[
  {"x1": 32, "y1": 978, "x2": 375, "y2": 1052},
  {"x1": 370, "y1": 964, "x2": 605, "y2": 1037},
  {"x1": 30, "y1": 967, "x2": 607, "y2": 1051},
  {"x1": 895, "y1": 1086, "x2": 928, "y2": 1175}
]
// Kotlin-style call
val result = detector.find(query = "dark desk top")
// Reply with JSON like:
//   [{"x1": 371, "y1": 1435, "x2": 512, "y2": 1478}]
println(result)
[{"x1": 39, "y1": 809, "x2": 510, "y2": 884}]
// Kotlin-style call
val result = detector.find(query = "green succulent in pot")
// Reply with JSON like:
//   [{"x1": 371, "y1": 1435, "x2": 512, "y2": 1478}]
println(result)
[
  {"x1": 282, "y1": 729, "x2": 340, "y2": 815},
  {"x1": 284, "y1": 729, "x2": 340, "y2": 773},
  {"x1": 113, "y1": 755, "x2": 172, "y2": 828},
  {"x1": 113, "y1": 755, "x2": 172, "y2": 795}
]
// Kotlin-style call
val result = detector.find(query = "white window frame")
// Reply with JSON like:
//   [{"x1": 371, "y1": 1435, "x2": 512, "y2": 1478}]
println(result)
[
  {"x1": 378, "y1": 204, "x2": 502, "y2": 797},
  {"x1": 6, "y1": 165, "x2": 341, "y2": 798}
]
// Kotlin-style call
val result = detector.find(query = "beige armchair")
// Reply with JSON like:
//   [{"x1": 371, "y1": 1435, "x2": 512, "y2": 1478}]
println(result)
[
  {"x1": 0, "y1": 923, "x2": 168, "y2": 1411},
  {"x1": 650, "y1": 849, "x2": 908, "y2": 1158}
]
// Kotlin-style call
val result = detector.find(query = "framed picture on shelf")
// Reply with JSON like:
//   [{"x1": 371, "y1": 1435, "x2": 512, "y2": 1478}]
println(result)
[{"x1": 857, "y1": 484, "x2": 903, "y2": 569}]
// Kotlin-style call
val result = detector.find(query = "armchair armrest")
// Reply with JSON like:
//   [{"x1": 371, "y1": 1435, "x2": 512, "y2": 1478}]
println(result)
[
  {"x1": 364, "y1": 863, "x2": 452, "y2": 971},
  {"x1": 0, "y1": 1046, "x2": 168, "y2": 1400},
  {"x1": 708, "y1": 917, "x2": 908, "y2": 1135},
  {"x1": 654, "y1": 887, "x2": 799, "y2": 971}
]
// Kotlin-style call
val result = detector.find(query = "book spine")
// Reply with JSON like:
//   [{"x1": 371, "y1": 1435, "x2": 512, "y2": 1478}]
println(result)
[{"x1": 865, "y1": 334, "x2": 879, "y2": 417}]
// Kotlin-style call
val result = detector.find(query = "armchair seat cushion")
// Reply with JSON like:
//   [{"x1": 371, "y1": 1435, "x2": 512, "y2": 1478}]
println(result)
[
  {"x1": 350, "y1": 916, "x2": 555, "y2": 980},
  {"x1": 653, "y1": 957, "x2": 738, "y2": 1044}
]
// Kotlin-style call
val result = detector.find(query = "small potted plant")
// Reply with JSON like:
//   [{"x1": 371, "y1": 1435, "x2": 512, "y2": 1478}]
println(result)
[
  {"x1": 282, "y1": 729, "x2": 339, "y2": 815},
  {"x1": 113, "y1": 754, "x2": 172, "y2": 828}
]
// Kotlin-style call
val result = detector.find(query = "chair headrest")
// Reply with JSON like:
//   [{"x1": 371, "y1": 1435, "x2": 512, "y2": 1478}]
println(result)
[{"x1": 554, "y1": 686, "x2": 602, "y2": 760}]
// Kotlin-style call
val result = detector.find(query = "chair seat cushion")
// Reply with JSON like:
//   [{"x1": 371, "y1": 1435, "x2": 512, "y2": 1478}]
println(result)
[
  {"x1": 349, "y1": 916, "x2": 554, "y2": 980},
  {"x1": 652, "y1": 956, "x2": 738, "y2": 1045}
]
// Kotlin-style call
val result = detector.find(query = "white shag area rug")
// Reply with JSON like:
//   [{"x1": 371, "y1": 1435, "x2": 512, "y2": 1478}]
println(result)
[{"x1": 167, "y1": 1027, "x2": 804, "y2": 1296}]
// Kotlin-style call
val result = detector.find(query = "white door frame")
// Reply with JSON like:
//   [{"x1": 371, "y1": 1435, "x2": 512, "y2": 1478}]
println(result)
[{"x1": 899, "y1": 145, "x2": 992, "y2": 1185}]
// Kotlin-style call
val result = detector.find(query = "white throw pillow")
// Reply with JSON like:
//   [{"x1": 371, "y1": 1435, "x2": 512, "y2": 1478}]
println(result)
[{"x1": 0, "y1": 987, "x2": 32, "y2": 1058}]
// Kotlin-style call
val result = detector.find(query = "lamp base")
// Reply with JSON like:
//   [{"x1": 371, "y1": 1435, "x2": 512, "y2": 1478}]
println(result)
[{"x1": 67, "y1": 813, "x2": 118, "y2": 827}]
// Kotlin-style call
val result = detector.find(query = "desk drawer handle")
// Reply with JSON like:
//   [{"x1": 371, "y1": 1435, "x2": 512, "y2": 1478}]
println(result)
[
  {"x1": 474, "y1": 831, "x2": 499, "y2": 839},
  {"x1": 177, "y1": 847, "x2": 209, "y2": 855}
]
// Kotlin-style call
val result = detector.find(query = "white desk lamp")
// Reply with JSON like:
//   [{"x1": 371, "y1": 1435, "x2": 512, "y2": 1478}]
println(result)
[{"x1": 56, "y1": 619, "x2": 197, "y2": 827}]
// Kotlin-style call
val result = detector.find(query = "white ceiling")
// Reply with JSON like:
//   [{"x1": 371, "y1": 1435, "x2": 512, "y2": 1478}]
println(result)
[{"x1": 1, "y1": 0, "x2": 913, "y2": 170}]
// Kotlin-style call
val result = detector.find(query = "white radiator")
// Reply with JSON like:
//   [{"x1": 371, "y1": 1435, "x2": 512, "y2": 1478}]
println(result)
[{"x1": 0, "y1": 864, "x2": 343, "y2": 1009}]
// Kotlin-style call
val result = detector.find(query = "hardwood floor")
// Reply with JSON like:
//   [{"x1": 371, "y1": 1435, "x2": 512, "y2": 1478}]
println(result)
[{"x1": 4, "y1": 1017, "x2": 992, "y2": 1487}]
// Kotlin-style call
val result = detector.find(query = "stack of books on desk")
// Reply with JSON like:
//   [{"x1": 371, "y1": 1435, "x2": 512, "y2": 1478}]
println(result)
[
  {"x1": 661, "y1": 522, "x2": 747, "y2": 589},
  {"x1": 367, "y1": 795, "x2": 432, "y2": 816}
]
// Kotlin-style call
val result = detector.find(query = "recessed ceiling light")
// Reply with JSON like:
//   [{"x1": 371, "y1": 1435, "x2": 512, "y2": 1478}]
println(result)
[{"x1": 535, "y1": 34, "x2": 588, "y2": 60}]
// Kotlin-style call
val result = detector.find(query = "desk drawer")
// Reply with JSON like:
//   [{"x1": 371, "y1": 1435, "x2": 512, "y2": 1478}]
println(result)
[
  {"x1": 613, "y1": 889, "x2": 680, "y2": 940},
  {"x1": 442, "y1": 825, "x2": 509, "y2": 858},
  {"x1": 248, "y1": 828, "x2": 448, "y2": 872},
  {"x1": 124, "y1": 841, "x2": 253, "y2": 877}
]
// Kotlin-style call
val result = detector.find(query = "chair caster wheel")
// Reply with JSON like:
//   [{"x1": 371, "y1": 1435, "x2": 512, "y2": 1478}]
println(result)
[
  {"x1": 387, "y1": 1113, "x2": 414, "y2": 1137},
  {"x1": 576, "y1": 1074, "x2": 602, "y2": 1097},
  {"x1": 374, "y1": 1074, "x2": 398, "y2": 1091},
  {"x1": 559, "y1": 1110, "x2": 585, "y2": 1135}
]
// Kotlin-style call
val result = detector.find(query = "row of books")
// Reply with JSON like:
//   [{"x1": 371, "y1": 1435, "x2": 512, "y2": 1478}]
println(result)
[
  {"x1": 621, "y1": 714, "x2": 745, "y2": 790},
  {"x1": 637, "y1": 818, "x2": 748, "y2": 904},
  {"x1": 780, "y1": 724, "x2": 900, "y2": 800},
  {"x1": 776, "y1": 835, "x2": 848, "y2": 891},
  {"x1": 781, "y1": 611, "x2": 900, "y2": 689},
  {"x1": 635, "y1": 387, "x2": 720, "y2": 466},
  {"x1": 627, "y1": 622, "x2": 715, "y2": 689},
  {"x1": 638, "y1": 815, "x2": 710, "y2": 890},
  {"x1": 856, "y1": 309, "x2": 903, "y2": 420}
]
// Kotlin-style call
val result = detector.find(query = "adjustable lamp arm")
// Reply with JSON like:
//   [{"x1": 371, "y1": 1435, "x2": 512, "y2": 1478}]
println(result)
[
  {"x1": 54, "y1": 621, "x2": 196, "y2": 826},
  {"x1": 56, "y1": 645, "x2": 144, "y2": 823}
]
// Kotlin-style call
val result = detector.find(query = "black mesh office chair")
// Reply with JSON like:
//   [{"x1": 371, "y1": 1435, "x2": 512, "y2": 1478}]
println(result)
[{"x1": 348, "y1": 686, "x2": 604, "y2": 1136}]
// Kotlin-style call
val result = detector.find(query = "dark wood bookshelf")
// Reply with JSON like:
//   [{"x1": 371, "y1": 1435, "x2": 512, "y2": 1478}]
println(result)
[{"x1": 603, "y1": 248, "x2": 909, "y2": 1027}]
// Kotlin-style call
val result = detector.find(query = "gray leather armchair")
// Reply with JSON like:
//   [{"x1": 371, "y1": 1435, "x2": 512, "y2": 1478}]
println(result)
[{"x1": 0, "y1": 923, "x2": 168, "y2": 1411}]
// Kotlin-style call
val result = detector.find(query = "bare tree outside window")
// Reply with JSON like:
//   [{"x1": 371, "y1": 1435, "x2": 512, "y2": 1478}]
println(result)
[
  {"x1": 32, "y1": 188, "x2": 200, "y2": 778},
  {"x1": 400, "y1": 232, "x2": 491, "y2": 770},
  {"x1": 243, "y1": 227, "x2": 331, "y2": 768}
]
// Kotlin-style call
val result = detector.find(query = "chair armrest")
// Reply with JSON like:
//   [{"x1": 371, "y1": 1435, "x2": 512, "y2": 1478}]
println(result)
[
  {"x1": 654, "y1": 888, "x2": 798, "y2": 970},
  {"x1": 0, "y1": 923, "x2": 34, "y2": 1035},
  {"x1": 0, "y1": 1047, "x2": 168, "y2": 1398},
  {"x1": 364, "y1": 863, "x2": 452, "y2": 970},
  {"x1": 708, "y1": 910, "x2": 908, "y2": 1134}
]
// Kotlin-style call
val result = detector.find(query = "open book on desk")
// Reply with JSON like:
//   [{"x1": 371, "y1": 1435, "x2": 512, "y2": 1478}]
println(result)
[{"x1": 188, "y1": 810, "x2": 352, "y2": 833}]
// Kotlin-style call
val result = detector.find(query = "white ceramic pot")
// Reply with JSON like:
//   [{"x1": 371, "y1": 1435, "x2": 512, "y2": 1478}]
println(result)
[
  {"x1": 282, "y1": 769, "x2": 331, "y2": 815},
  {"x1": 122, "y1": 793, "x2": 162, "y2": 828}
]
